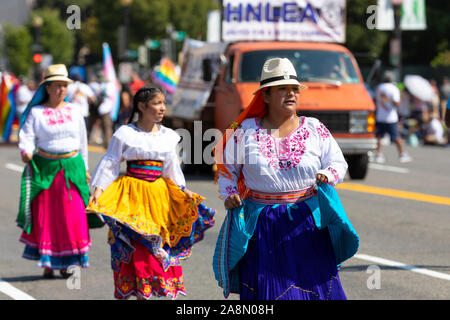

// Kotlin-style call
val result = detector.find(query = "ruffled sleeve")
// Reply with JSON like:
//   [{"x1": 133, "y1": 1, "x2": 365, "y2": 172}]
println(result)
[
  {"x1": 217, "y1": 127, "x2": 245, "y2": 200},
  {"x1": 313, "y1": 119, "x2": 348, "y2": 185},
  {"x1": 77, "y1": 109, "x2": 89, "y2": 169},
  {"x1": 18, "y1": 109, "x2": 36, "y2": 155},
  {"x1": 161, "y1": 129, "x2": 186, "y2": 187},
  {"x1": 89, "y1": 131, "x2": 124, "y2": 190}
]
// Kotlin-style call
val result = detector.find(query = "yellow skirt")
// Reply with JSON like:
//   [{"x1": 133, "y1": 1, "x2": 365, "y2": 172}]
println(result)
[{"x1": 86, "y1": 176, "x2": 204, "y2": 248}]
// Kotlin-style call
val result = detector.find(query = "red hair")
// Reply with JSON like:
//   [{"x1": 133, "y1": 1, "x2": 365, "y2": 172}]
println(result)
[{"x1": 214, "y1": 89, "x2": 268, "y2": 199}]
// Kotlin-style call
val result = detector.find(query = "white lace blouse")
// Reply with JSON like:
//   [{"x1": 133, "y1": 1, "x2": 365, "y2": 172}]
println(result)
[
  {"x1": 89, "y1": 123, "x2": 185, "y2": 191},
  {"x1": 18, "y1": 103, "x2": 89, "y2": 169},
  {"x1": 218, "y1": 117, "x2": 348, "y2": 200}
]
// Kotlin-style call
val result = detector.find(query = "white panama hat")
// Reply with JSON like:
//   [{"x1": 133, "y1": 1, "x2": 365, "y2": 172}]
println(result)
[
  {"x1": 40, "y1": 64, "x2": 73, "y2": 85},
  {"x1": 254, "y1": 57, "x2": 307, "y2": 94}
]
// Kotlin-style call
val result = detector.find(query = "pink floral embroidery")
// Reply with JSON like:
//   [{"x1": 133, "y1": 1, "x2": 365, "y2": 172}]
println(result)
[
  {"x1": 233, "y1": 126, "x2": 245, "y2": 144},
  {"x1": 316, "y1": 122, "x2": 331, "y2": 140},
  {"x1": 326, "y1": 167, "x2": 339, "y2": 183},
  {"x1": 225, "y1": 185, "x2": 238, "y2": 196},
  {"x1": 254, "y1": 117, "x2": 309, "y2": 171},
  {"x1": 43, "y1": 106, "x2": 73, "y2": 126}
]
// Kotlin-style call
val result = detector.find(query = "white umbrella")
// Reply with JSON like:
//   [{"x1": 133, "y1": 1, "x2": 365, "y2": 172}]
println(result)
[{"x1": 403, "y1": 75, "x2": 434, "y2": 102}]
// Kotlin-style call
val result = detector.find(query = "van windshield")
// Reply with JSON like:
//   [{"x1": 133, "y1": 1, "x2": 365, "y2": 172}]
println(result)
[{"x1": 239, "y1": 50, "x2": 360, "y2": 84}]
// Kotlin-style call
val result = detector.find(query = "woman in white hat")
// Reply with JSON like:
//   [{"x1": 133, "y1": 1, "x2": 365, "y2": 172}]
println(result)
[
  {"x1": 17, "y1": 64, "x2": 92, "y2": 279},
  {"x1": 213, "y1": 58, "x2": 358, "y2": 300}
]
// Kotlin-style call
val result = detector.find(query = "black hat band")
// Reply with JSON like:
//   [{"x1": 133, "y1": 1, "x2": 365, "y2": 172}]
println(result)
[{"x1": 260, "y1": 75, "x2": 298, "y2": 86}]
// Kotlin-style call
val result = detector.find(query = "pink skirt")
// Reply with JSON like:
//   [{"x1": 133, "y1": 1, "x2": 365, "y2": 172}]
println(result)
[{"x1": 19, "y1": 170, "x2": 91, "y2": 269}]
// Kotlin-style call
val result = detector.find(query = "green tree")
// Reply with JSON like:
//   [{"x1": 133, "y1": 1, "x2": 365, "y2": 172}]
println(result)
[
  {"x1": 87, "y1": 0, "x2": 170, "y2": 60},
  {"x1": 401, "y1": 0, "x2": 450, "y2": 66},
  {"x1": 31, "y1": 8, "x2": 76, "y2": 65},
  {"x1": 346, "y1": 0, "x2": 389, "y2": 58},
  {"x1": 2, "y1": 24, "x2": 32, "y2": 76},
  {"x1": 88, "y1": 0, "x2": 216, "y2": 62},
  {"x1": 168, "y1": 0, "x2": 219, "y2": 40}
]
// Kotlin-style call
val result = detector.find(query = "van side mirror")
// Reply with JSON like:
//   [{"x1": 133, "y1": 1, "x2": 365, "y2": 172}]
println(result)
[
  {"x1": 219, "y1": 54, "x2": 228, "y2": 67},
  {"x1": 202, "y1": 58, "x2": 213, "y2": 82}
]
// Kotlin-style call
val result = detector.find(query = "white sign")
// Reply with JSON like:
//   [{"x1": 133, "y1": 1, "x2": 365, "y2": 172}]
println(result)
[
  {"x1": 222, "y1": 0, "x2": 346, "y2": 43},
  {"x1": 170, "y1": 39, "x2": 226, "y2": 120},
  {"x1": 207, "y1": 10, "x2": 221, "y2": 43},
  {"x1": 376, "y1": 0, "x2": 426, "y2": 30}
]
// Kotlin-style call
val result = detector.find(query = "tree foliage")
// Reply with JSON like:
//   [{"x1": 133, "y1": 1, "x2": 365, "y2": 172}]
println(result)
[
  {"x1": 2, "y1": 24, "x2": 33, "y2": 76},
  {"x1": 346, "y1": 0, "x2": 388, "y2": 58}
]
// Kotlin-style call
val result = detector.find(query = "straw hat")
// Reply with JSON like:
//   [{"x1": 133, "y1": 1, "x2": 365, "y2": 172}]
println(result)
[
  {"x1": 40, "y1": 64, "x2": 73, "y2": 85},
  {"x1": 254, "y1": 58, "x2": 307, "y2": 94}
]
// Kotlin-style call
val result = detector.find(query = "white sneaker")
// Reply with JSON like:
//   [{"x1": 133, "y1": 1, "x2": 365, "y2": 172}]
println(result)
[
  {"x1": 375, "y1": 153, "x2": 386, "y2": 163},
  {"x1": 399, "y1": 153, "x2": 412, "y2": 163}
]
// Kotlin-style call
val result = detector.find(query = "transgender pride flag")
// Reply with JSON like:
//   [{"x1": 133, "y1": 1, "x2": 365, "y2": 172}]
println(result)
[
  {"x1": 102, "y1": 42, "x2": 120, "y2": 121},
  {"x1": 152, "y1": 57, "x2": 179, "y2": 94}
]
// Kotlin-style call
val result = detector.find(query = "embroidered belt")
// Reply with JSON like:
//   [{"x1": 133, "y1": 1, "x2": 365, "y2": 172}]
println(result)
[
  {"x1": 37, "y1": 148, "x2": 78, "y2": 159},
  {"x1": 126, "y1": 160, "x2": 163, "y2": 182},
  {"x1": 249, "y1": 186, "x2": 316, "y2": 205}
]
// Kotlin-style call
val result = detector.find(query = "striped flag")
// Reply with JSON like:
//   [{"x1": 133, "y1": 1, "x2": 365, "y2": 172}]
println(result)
[
  {"x1": 0, "y1": 73, "x2": 19, "y2": 142},
  {"x1": 102, "y1": 42, "x2": 120, "y2": 121},
  {"x1": 152, "y1": 57, "x2": 179, "y2": 94}
]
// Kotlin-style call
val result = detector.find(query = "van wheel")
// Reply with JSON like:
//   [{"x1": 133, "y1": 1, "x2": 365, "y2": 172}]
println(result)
[{"x1": 347, "y1": 154, "x2": 369, "y2": 180}]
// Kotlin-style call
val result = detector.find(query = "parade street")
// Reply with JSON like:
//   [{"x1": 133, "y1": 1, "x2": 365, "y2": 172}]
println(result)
[{"x1": 0, "y1": 142, "x2": 449, "y2": 300}]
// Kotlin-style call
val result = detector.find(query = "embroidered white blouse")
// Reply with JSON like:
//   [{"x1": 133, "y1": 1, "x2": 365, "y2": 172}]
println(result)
[
  {"x1": 89, "y1": 123, "x2": 185, "y2": 191},
  {"x1": 218, "y1": 117, "x2": 348, "y2": 200},
  {"x1": 18, "y1": 103, "x2": 89, "y2": 169}
]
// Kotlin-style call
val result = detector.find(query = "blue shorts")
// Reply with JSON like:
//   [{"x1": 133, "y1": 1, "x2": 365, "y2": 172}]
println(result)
[{"x1": 376, "y1": 122, "x2": 399, "y2": 141}]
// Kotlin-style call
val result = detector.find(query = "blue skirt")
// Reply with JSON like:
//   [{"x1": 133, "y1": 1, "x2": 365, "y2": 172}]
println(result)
[{"x1": 238, "y1": 201, "x2": 347, "y2": 300}]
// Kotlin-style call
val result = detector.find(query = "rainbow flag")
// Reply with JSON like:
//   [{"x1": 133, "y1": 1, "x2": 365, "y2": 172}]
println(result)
[
  {"x1": 0, "y1": 73, "x2": 19, "y2": 142},
  {"x1": 102, "y1": 42, "x2": 120, "y2": 121},
  {"x1": 152, "y1": 57, "x2": 179, "y2": 94}
]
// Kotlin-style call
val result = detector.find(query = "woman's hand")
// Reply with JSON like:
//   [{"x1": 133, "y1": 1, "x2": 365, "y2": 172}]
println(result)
[
  {"x1": 21, "y1": 152, "x2": 33, "y2": 163},
  {"x1": 86, "y1": 171, "x2": 91, "y2": 184},
  {"x1": 316, "y1": 173, "x2": 328, "y2": 185},
  {"x1": 224, "y1": 194, "x2": 242, "y2": 210},
  {"x1": 183, "y1": 188, "x2": 195, "y2": 199},
  {"x1": 89, "y1": 187, "x2": 103, "y2": 204}
]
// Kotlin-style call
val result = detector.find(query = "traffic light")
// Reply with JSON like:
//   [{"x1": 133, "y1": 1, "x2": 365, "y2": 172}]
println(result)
[
  {"x1": 33, "y1": 53, "x2": 43, "y2": 64},
  {"x1": 31, "y1": 43, "x2": 44, "y2": 82}
]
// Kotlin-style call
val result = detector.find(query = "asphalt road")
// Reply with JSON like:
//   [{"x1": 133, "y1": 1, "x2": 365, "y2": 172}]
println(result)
[{"x1": 0, "y1": 142, "x2": 449, "y2": 301}]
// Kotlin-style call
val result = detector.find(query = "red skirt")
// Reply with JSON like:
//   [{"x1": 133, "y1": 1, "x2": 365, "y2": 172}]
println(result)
[{"x1": 113, "y1": 239, "x2": 186, "y2": 300}]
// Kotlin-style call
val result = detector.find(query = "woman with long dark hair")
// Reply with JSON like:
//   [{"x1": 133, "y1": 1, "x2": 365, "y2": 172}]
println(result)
[{"x1": 87, "y1": 86, "x2": 215, "y2": 299}]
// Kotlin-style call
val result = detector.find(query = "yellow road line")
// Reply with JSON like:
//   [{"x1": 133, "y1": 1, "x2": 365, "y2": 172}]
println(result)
[
  {"x1": 88, "y1": 145, "x2": 106, "y2": 153},
  {"x1": 337, "y1": 182, "x2": 450, "y2": 206}
]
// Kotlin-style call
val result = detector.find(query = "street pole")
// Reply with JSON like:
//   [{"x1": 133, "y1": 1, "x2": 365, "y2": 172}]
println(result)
[
  {"x1": 392, "y1": 0, "x2": 403, "y2": 83},
  {"x1": 120, "y1": 0, "x2": 133, "y2": 61},
  {"x1": 31, "y1": 16, "x2": 43, "y2": 82}
]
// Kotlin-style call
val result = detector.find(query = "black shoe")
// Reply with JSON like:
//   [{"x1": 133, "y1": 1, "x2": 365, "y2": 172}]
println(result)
[
  {"x1": 43, "y1": 269, "x2": 55, "y2": 279},
  {"x1": 59, "y1": 269, "x2": 71, "y2": 279}
]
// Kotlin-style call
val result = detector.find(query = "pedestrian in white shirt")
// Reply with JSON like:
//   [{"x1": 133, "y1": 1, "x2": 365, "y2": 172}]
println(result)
[
  {"x1": 374, "y1": 71, "x2": 412, "y2": 163},
  {"x1": 87, "y1": 73, "x2": 116, "y2": 148},
  {"x1": 15, "y1": 79, "x2": 36, "y2": 119},
  {"x1": 67, "y1": 74, "x2": 96, "y2": 125}
]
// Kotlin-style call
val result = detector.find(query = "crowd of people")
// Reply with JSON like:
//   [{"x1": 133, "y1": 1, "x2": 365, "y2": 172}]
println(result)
[
  {"x1": 372, "y1": 72, "x2": 449, "y2": 164},
  {"x1": 10, "y1": 68, "x2": 151, "y2": 150}
]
